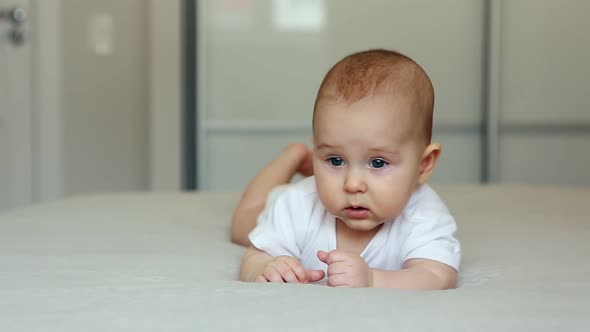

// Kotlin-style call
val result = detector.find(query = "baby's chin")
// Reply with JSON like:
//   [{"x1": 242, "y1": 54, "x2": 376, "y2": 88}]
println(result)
[{"x1": 337, "y1": 218, "x2": 385, "y2": 232}]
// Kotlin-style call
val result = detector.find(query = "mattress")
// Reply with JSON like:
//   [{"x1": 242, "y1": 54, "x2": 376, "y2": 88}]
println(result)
[{"x1": 0, "y1": 185, "x2": 589, "y2": 331}]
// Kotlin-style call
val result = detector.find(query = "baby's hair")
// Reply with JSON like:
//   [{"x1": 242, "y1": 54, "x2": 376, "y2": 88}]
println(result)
[{"x1": 313, "y1": 49, "x2": 435, "y2": 144}]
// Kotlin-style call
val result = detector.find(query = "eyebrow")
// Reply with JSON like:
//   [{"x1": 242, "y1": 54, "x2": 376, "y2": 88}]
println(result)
[
  {"x1": 316, "y1": 144, "x2": 400, "y2": 156},
  {"x1": 369, "y1": 147, "x2": 400, "y2": 157},
  {"x1": 316, "y1": 143, "x2": 338, "y2": 150}
]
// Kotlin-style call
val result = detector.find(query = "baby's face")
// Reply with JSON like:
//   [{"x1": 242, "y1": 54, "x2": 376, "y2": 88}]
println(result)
[{"x1": 312, "y1": 94, "x2": 424, "y2": 231}]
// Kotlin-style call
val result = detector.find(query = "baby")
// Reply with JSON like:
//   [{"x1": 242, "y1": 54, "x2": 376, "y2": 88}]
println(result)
[{"x1": 231, "y1": 49, "x2": 460, "y2": 289}]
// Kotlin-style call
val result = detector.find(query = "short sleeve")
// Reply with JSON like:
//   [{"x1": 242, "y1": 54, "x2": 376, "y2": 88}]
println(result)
[
  {"x1": 400, "y1": 213, "x2": 461, "y2": 271},
  {"x1": 248, "y1": 187, "x2": 303, "y2": 258}
]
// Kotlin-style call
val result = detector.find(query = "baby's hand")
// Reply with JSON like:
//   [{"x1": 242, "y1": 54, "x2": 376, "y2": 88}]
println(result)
[
  {"x1": 317, "y1": 250, "x2": 372, "y2": 288},
  {"x1": 257, "y1": 255, "x2": 325, "y2": 283}
]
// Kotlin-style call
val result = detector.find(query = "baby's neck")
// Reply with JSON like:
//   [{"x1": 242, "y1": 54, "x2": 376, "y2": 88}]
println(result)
[{"x1": 335, "y1": 219, "x2": 382, "y2": 256}]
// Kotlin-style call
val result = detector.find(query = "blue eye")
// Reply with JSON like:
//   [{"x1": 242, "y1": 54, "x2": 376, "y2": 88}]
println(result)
[
  {"x1": 327, "y1": 157, "x2": 344, "y2": 166},
  {"x1": 370, "y1": 158, "x2": 388, "y2": 168}
]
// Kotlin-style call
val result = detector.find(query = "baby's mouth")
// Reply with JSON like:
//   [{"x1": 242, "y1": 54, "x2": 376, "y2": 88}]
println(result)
[{"x1": 343, "y1": 206, "x2": 369, "y2": 219}]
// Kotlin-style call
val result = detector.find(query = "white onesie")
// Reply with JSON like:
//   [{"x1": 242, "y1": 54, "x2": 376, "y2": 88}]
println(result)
[{"x1": 249, "y1": 176, "x2": 461, "y2": 273}]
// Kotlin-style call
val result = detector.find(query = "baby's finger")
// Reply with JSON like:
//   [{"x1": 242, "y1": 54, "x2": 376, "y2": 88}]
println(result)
[
  {"x1": 326, "y1": 261, "x2": 348, "y2": 276},
  {"x1": 326, "y1": 250, "x2": 348, "y2": 264},
  {"x1": 277, "y1": 262, "x2": 300, "y2": 283},
  {"x1": 317, "y1": 250, "x2": 329, "y2": 264},
  {"x1": 285, "y1": 260, "x2": 308, "y2": 282},
  {"x1": 306, "y1": 269, "x2": 325, "y2": 282},
  {"x1": 255, "y1": 275, "x2": 268, "y2": 283},
  {"x1": 264, "y1": 269, "x2": 285, "y2": 283},
  {"x1": 326, "y1": 273, "x2": 348, "y2": 287}
]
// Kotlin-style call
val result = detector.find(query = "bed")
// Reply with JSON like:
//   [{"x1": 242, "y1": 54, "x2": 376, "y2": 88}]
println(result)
[{"x1": 1, "y1": 184, "x2": 589, "y2": 331}]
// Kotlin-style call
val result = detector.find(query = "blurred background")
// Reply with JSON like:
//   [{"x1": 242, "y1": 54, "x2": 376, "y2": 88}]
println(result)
[{"x1": 1, "y1": 0, "x2": 589, "y2": 212}]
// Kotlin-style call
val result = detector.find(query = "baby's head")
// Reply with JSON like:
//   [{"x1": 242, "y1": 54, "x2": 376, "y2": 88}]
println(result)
[
  {"x1": 313, "y1": 49, "x2": 434, "y2": 145},
  {"x1": 311, "y1": 49, "x2": 441, "y2": 231}
]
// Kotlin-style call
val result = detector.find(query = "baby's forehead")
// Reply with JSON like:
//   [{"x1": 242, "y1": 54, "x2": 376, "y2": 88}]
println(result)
[
  {"x1": 314, "y1": 93, "x2": 422, "y2": 139},
  {"x1": 316, "y1": 89, "x2": 420, "y2": 120}
]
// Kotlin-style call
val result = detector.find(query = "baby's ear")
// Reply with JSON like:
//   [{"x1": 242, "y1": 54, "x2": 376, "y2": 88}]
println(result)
[{"x1": 418, "y1": 143, "x2": 441, "y2": 185}]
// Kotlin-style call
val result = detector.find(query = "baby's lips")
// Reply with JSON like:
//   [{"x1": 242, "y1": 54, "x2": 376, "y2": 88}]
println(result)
[{"x1": 344, "y1": 207, "x2": 370, "y2": 219}]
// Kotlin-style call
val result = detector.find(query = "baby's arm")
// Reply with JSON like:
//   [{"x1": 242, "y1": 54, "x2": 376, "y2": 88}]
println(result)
[
  {"x1": 317, "y1": 250, "x2": 455, "y2": 289},
  {"x1": 231, "y1": 143, "x2": 313, "y2": 246},
  {"x1": 240, "y1": 246, "x2": 325, "y2": 283},
  {"x1": 370, "y1": 258, "x2": 457, "y2": 290}
]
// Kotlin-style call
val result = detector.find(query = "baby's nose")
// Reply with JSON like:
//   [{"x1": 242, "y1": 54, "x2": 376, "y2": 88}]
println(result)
[{"x1": 343, "y1": 170, "x2": 367, "y2": 193}]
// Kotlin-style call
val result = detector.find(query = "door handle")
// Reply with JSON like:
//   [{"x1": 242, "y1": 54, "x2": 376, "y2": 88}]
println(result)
[
  {"x1": 0, "y1": 6, "x2": 26, "y2": 24},
  {"x1": 0, "y1": 6, "x2": 27, "y2": 46}
]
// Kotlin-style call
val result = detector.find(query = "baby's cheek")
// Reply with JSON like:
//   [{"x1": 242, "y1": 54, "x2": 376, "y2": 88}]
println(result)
[
  {"x1": 374, "y1": 192, "x2": 406, "y2": 219},
  {"x1": 317, "y1": 186, "x2": 336, "y2": 210},
  {"x1": 320, "y1": 194, "x2": 339, "y2": 215}
]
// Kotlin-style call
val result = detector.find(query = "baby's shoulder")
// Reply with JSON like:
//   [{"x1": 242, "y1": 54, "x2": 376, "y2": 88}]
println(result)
[
  {"x1": 280, "y1": 176, "x2": 319, "y2": 201},
  {"x1": 268, "y1": 176, "x2": 321, "y2": 217},
  {"x1": 273, "y1": 177, "x2": 325, "y2": 239},
  {"x1": 291, "y1": 176, "x2": 318, "y2": 194},
  {"x1": 402, "y1": 184, "x2": 452, "y2": 222}
]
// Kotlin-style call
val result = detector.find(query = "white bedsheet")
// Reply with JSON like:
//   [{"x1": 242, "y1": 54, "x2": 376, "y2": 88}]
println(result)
[{"x1": 0, "y1": 185, "x2": 589, "y2": 331}]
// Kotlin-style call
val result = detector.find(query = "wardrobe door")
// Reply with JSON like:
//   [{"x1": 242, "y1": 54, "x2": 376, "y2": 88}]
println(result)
[
  {"x1": 197, "y1": 0, "x2": 486, "y2": 190},
  {"x1": 497, "y1": 0, "x2": 590, "y2": 185}
]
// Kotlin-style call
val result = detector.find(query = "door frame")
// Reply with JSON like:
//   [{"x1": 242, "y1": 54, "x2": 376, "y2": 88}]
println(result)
[
  {"x1": 148, "y1": 0, "x2": 183, "y2": 191},
  {"x1": 33, "y1": 0, "x2": 63, "y2": 202}
]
